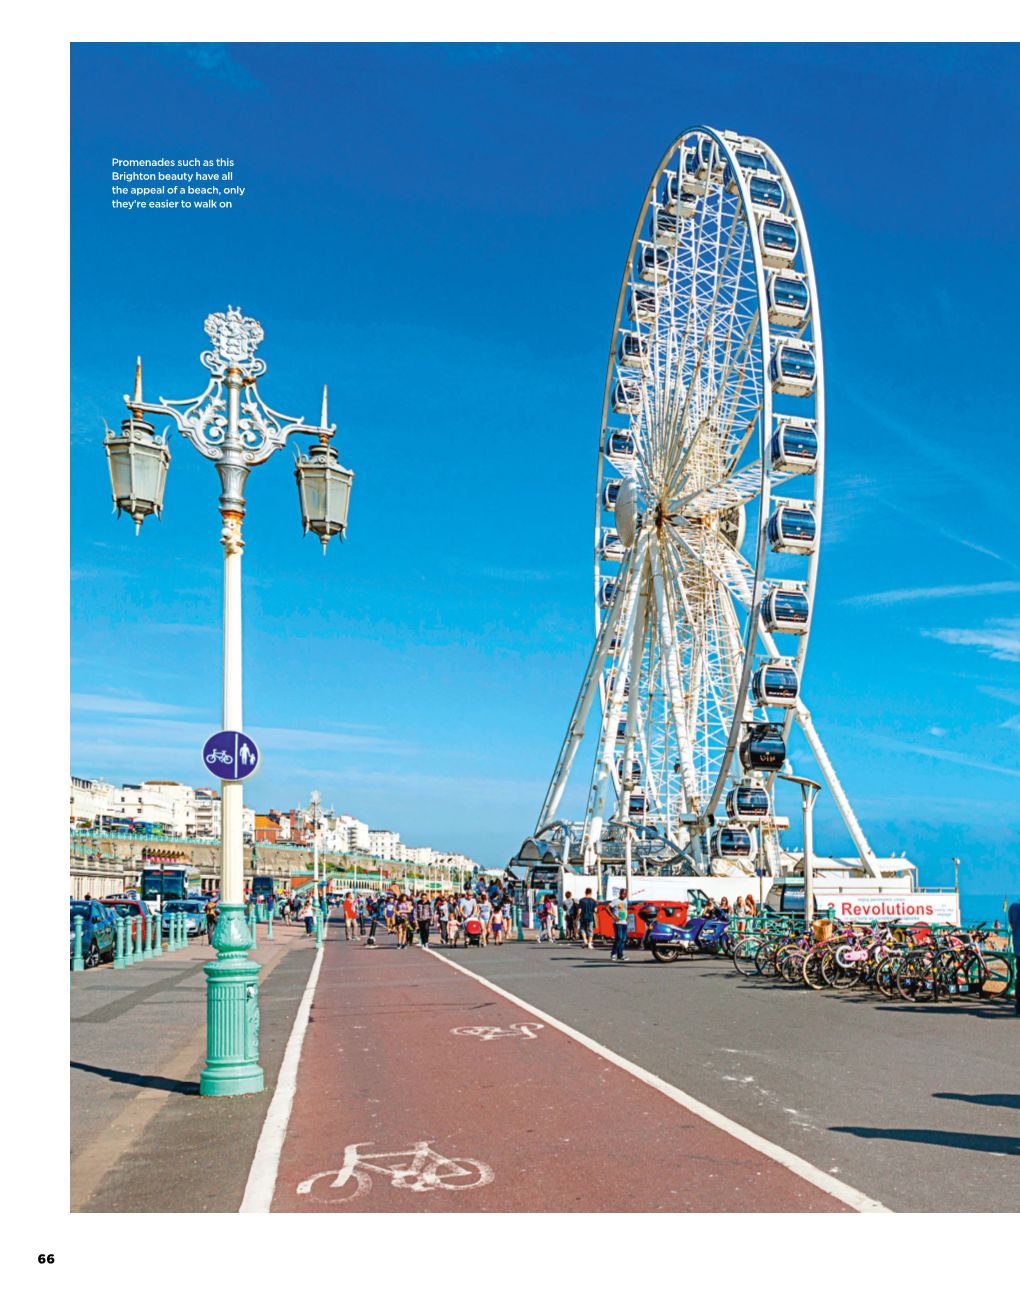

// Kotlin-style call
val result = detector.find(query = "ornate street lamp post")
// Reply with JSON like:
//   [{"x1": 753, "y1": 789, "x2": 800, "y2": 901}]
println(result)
[{"x1": 104, "y1": 307, "x2": 354, "y2": 1096}]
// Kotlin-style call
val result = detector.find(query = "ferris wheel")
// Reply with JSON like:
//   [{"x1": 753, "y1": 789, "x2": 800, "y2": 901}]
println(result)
[{"x1": 534, "y1": 126, "x2": 882, "y2": 880}]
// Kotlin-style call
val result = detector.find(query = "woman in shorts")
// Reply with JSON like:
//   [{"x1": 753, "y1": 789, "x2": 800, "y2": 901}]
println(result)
[
  {"x1": 395, "y1": 892, "x2": 414, "y2": 947},
  {"x1": 490, "y1": 903, "x2": 504, "y2": 945}
]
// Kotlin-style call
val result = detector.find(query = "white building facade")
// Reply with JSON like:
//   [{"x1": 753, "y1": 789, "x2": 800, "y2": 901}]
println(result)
[{"x1": 70, "y1": 776, "x2": 114, "y2": 826}]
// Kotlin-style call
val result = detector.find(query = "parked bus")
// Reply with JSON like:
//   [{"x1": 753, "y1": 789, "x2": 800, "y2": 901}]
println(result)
[{"x1": 140, "y1": 864, "x2": 193, "y2": 907}]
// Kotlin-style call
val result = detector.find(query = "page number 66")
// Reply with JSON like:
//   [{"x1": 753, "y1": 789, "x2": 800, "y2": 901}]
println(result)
[{"x1": 37, "y1": 1255, "x2": 55, "y2": 1264}]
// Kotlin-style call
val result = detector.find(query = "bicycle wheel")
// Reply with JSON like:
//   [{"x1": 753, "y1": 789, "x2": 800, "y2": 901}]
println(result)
[
  {"x1": 897, "y1": 950, "x2": 935, "y2": 1002},
  {"x1": 755, "y1": 942, "x2": 779, "y2": 978},
  {"x1": 977, "y1": 952, "x2": 1012, "y2": 999},
  {"x1": 733, "y1": 937, "x2": 763, "y2": 976},
  {"x1": 802, "y1": 948, "x2": 827, "y2": 990},
  {"x1": 875, "y1": 955, "x2": 901, "y2": 999},
  {"x1": 779, "y1": 948, "x2": 807, "y2": 983}
]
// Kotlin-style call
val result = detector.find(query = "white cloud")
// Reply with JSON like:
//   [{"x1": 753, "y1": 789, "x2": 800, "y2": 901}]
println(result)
[
  {"x1": 483, "y1": 567, "x2": 557, "y2": 582},
  {"x1": 70, "y1": 693, "x2": 204, "y2": 717},
  {"x1": 842, "y1": 582, "x2": 1020, "y2": 608},
  {"x1": 922, "y1": 618, "x2": 1020, "y2": 663}
]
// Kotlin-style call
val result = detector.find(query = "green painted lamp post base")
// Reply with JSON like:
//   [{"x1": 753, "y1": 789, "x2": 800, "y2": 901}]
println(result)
[{"x1": 199, "y1": 904, "x2": 264, "y2": 1097}]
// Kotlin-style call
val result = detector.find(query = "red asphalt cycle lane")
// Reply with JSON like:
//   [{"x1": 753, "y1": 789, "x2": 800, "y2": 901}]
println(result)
[{"x1": 271, "y1": 933, "x2": 849, "y2": 1212}]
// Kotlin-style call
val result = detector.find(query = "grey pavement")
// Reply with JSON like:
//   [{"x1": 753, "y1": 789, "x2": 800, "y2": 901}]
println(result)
[
  {"x1": 71, "y1": 918, "x2": 320, "y2": 1210},
  {"x1": 431, "y1": 937, "x2": 1019, "y2": 1213}
]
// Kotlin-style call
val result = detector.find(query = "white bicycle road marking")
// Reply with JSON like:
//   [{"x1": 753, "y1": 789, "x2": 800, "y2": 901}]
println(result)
[
  {"x1": 451, "y1": 1022, "x2": 545, "y2": 1041},
  {"x1": 296, "y1": 1141, "x2": 494, "y2": 1200}
]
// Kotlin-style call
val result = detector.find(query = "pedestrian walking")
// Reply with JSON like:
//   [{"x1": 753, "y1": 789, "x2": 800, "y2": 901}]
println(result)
[
  {"x1": 609, "y1": 888, "x2": 629, "y2": 961},
  {"x1": 437, "y1": 894, "x2": 450, "y2": 944},
  {"x1": 578, "y1": 888, "x2": 597, "y2": 947},
  {"x1": 538, "y1": 895, "x2": 556, "y2": 942},
  {"x1": 343, "y1": 892, "x2": 359, "y2": 941},
  {"x1": 395, "y1": 892, "x2": 414, "y2": 947},
  {"x1": 564, "y1": 892, "x2": 579, "y2": 940},
  {"x1": 357, "y1": 894, "x2": 366, "y2": 936},
  {"x1": 415, "y1": 892, "x2": 434, "y2": 948},
  {"x1": 300, "y1": 901, "x2": 316, "y2": 937},
  {"x1": 205, "y1": 896, "x2": 219, "y2": 944},
  {"x1": 478, "y1": 893, "x2": 492, "y2": 946}
]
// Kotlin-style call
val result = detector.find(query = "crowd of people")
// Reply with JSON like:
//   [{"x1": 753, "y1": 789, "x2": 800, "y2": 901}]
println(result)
[{"x1": 330, "y1": 881, "x2": 519, "y2": 948}]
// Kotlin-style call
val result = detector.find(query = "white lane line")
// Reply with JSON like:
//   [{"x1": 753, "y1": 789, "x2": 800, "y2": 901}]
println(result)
[
  {"x1": 239, "y1": 940, "x2": 325, "y2": 1213},
  {"x1": 421, "y1": 946, "x2": 891, "y2": 1214}
]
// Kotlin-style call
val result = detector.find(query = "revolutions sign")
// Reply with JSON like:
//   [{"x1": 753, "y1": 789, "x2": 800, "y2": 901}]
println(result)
[{"x1": 825, "y1": 892, "x2": 960, "y2": 925}]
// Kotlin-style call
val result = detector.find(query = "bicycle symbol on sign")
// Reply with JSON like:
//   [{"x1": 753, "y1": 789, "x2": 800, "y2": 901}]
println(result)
[
  {"x1": 206, "y1": 749, "x2": 233, "y2": 765},
  {"x1": 296, "y1": 1142, "x2": 494, "y2": 1202},
  {"x1": 451, "y1": 1023, "x2": 545, "y2": 1041}
]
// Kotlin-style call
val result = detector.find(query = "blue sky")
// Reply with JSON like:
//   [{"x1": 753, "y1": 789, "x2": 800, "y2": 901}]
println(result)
[{"x1": 71, "y1": 43, "x2": 1019, "y2": 885}]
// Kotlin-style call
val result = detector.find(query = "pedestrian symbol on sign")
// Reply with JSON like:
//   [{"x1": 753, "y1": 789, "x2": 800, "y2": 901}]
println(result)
[{"x1": 201, "y1": 730, "x2": 260, "y2": 781}]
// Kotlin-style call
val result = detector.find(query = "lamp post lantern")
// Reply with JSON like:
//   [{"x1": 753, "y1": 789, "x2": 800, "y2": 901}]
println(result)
[{"x1": 104, "y1": 307, "x2": 354, "y2": 1097}]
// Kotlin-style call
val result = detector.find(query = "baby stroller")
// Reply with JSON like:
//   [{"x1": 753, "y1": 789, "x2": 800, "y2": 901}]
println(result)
[{"x1": 463, "y1": 917, "x2": 483, "y2": 948}]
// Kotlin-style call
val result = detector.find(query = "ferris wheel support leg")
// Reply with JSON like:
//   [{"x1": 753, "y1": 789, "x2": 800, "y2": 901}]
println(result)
[
  {"x1": 584, "y1": 544, "x2": 650, "y2": 860},
  {"x1": 650, "y1": 539, "x2": 699, "y2": 814},
  {"x1": 536, "y1": 534, "x2": 647, "y2": 833},
  {"x1": 794, "y1": 700, "x2": 882, "y2": 880}
]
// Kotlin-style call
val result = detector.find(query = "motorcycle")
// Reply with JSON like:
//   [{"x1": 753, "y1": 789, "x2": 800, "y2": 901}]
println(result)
[{"x1": 639, "y1": 904, "x2": 732, "y2": 963}]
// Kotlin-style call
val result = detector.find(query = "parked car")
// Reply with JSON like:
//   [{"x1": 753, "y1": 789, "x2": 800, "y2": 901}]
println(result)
[
  {"x1": 101, "y1": 897, "x2": 151, "y2": 943},
  {"x1": 161, "y1": 900, "x2": 208, "y2": 938},
  {"x1": 70, "y1": 899, "x2": 118, "y2": 967}
]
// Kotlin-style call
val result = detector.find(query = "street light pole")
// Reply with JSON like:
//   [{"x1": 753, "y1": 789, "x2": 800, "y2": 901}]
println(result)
[
  {"x1": 779, "y1": 774, "x2": 822, "y2": 931},
  {"x1": 104, "y1": 308, "x2": 354, "y2": 1097}
]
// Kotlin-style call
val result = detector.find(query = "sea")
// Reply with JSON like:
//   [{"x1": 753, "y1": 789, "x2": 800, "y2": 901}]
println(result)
[{"x1": 960, "y1": 892, "x2": 1015, "y2": 929}]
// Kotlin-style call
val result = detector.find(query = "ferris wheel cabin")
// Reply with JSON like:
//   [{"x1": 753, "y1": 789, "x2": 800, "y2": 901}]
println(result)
[
  {"x1": 600, "y1": 528, "x2": 626, "y2": 562},
  {"x1": 751, "y1": 659, "x2": 800, "y2": 707},
  {"x1": 617, "y1": 332, "x2": 647, "y2": 369},
  {"x1": 770, "y1": 416, "x2": 818, "y2": 473},
  {"x1": 739, "y1": 722, "x2": 786, "y2": 771},
  {"x1": 606, "y1": 427, "x2": 637, "y2": 462},
  {"x1": 617, "y1": 757, "x2": 643, "y2": 782},
  {"x1": 662, "y1": 174, "x2": 698, "y2": 217},
  {"x1": 771, "y1": 340, "x2": 816, "y2": 396},
  {"x1": 759, "y1": 215, "x2": 799, "y2": 268},
  {"x1": 767, "y1": 272, "x2": 810, "y2": 327},
  {"x1": 638, "y1": 245, "x2": 671, "y2": 282},
  {"x1": 762, "y1": 584, "x2": 811, "y2": 634},
  {"x1": 768, "y1": 500, "x2": 817, "y2": 554},
  {"x1": 602, "y1": 479, "x2": 621, "y2": 510},
  {"x1": 725, "y1": 782, "x2": 771, "y2": 822},
  {"x1": 653, "y1": 210, "x2": 684, "y2": 243},
  {"x1": 611, "y1": 381, "x2": 642, "y2": 417},
  {"x1": 628, "y1": 287, "x2": 657, "y2": 323},
  {"x1": 710, "y1": 824, "x2": 758, "y2": 863},
  {"x1": 599, "y1": 577, "x2": 618, "y2": 609},
  {"x1": 723, "y1": 148, "x2": 767, "y2": 192}
]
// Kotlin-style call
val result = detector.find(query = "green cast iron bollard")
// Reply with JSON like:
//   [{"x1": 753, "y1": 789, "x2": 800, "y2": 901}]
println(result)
[
  {"x1": 114, "y1": 915, "x2": 126, "y2": 968},
  {"x1": 557, "y1": 905, "x2": 565, "y2": 940},
  {"x1": 124, "y1": 917, "x2": 136, "y2": 967},
  {"x1": 315, "y1": 910, "x2": 323, "y2": 949},
  {"x1": 152, "y1": 908, "x2": 163, "y2": 957},
  {"x1": 135, "y1": 914, "x2": 144, "y2": 961},
  {"x1": 199, "y1": 904, "x2": 264, "y2": 1098},
  {"x1": 267, "y1": 908, "x2": 274, "y2": 940},
  {"x1": 72, "y1": 915, "x2": 85, "y2": 972},
  {"x1": 179, "y1": 912, "x2": 186, "y2": 946},
  {"x1": 143, "y1": 911, "x2": 154, "y2": 959},
  {"x1": 167, "y1": 911, "x2": 176, "y2": 953},
  {"x1": 249, "y1": 909, "x2": 258, "y2": 949},
  {"x1": 517, "y1": 903, "x2": 525, "y2": 941}
]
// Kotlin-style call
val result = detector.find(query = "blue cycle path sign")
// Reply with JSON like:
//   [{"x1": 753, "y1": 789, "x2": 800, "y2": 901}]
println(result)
[{"x1": 202, "y1": 730, "x2": 260, "y2": 780}]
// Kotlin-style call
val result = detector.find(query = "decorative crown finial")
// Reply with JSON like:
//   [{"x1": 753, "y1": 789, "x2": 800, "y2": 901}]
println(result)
[{"x1": 201, "y1": 306, "x2": 266, "y2": 379}]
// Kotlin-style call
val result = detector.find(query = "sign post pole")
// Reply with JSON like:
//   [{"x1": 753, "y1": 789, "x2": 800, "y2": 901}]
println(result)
[{"x1": 199, "y1": 367, "x2": 265, "y2": 1098}]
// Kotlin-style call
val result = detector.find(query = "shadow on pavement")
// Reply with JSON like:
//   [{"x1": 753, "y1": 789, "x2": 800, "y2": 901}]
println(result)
[
  {"x1": 71, "y1": 1060, "x2": 200, "y2": 1097},
  {"x1": 932, "y1": 1092, "x2": 1020, "y2": 1110},
  {"x1": 829, "y1": 1125, "x2": 1020, "y2": 1155}
]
